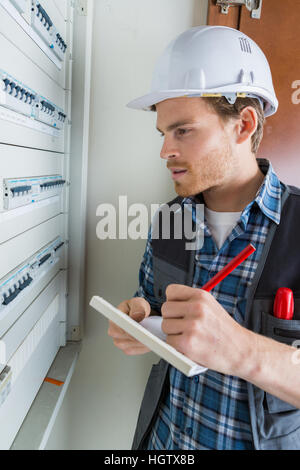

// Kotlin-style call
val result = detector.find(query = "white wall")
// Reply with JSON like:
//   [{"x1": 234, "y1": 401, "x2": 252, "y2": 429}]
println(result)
[{"x1": 47, "y1": 0, "x2": 208, "y2": 450}]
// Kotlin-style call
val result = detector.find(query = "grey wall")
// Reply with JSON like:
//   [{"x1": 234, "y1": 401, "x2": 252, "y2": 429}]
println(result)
[{"x1": 47, "y1": 0, "x2": 208, "y2": 450}]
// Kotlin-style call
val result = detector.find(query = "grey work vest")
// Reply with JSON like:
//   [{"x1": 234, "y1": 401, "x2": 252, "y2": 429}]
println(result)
[{"x1": 132, "y1": 183, "x2": 300, "y2": 450}]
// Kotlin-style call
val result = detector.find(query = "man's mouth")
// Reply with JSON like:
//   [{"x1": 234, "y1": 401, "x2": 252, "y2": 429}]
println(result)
[{"x1": 170, "y1": 168, "x2": 188, "y2": 180}]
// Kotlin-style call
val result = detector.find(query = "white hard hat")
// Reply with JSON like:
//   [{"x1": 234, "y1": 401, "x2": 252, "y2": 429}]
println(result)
[{"x1": 127, "y1": 25, "x2": 278, "y2": 117}]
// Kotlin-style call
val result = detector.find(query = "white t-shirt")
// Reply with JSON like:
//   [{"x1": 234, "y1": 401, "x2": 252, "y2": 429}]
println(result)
[{"x1": 205, "y1": 206, "x2": 242, "y2": 250}]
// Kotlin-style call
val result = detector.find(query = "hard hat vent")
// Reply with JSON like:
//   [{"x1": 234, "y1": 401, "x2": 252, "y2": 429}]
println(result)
[{"x1": 239, "y1": 37, "x2": 252, "y2": 54}]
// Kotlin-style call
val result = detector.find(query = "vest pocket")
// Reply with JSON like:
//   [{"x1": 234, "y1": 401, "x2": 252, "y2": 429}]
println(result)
[
  {"x1": 273, "y1": 328, "x2": 300, "y2": 339},
  {"x1": 261, "y1": 311, "x2": 300, "y2": 414},
  {"x1": 261, "y1": 311, "x2": 300, "y2": 345}
]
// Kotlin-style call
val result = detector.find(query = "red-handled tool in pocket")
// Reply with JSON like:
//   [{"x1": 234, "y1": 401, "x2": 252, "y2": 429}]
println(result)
[{"x1": 273, "y1": 288, "x2": 294, "y2": 320}]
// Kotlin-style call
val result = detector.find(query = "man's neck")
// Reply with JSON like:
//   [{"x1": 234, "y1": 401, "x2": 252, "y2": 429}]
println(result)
[{"x1": 202, "y1": 164, "x2": 265, "y2": 213}]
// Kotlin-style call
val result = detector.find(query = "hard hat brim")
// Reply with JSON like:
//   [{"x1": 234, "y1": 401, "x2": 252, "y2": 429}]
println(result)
[
  {"x1": 126, "y1": 91, "x2": 194, "y2": 111},
  {"x1": 126, "y1": 87, "x2": 278, "y2": 118}
]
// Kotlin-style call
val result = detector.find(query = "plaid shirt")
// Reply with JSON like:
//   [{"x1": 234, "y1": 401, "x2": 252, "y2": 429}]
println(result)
[{"x1": 134, "y1": 158, "x2": 284, "y2": 450}]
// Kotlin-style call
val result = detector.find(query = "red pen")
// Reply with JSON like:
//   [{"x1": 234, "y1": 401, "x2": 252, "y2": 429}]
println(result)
[
  {"x1": 273, "y1": 288, "x2": 294, "y2": 320},
  {"x1": 201, "y1": 244, "x2": 256, "y2": 292}
]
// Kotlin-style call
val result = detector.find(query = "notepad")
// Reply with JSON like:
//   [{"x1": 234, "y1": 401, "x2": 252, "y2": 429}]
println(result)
[{"x1": 89, "y1": 296, "x2": 207, "y2": 377}]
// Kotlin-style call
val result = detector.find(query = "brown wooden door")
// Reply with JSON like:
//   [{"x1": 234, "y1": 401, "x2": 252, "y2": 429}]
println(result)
[{"x1": 207, "y1": 0, "x2": 300, "y2": 186}]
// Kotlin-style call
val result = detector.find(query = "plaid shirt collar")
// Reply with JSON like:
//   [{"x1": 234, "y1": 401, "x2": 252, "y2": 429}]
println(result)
[{"x1": 181, "y1": 158, "x2": 282, "y2": 228}]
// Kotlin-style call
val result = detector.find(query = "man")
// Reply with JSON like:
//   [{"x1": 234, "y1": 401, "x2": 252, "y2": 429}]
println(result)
[{"x1": 108, "y1": 26, "x2": 300, "y2": 450}]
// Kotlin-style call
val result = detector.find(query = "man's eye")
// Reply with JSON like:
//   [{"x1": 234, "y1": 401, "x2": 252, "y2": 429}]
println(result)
[
  {"x1": 177, "y1": 128, "x2": 190, "y2": 136},
  {"x1": 158, "y1": 128, "x2": 190, "y2": 137}
]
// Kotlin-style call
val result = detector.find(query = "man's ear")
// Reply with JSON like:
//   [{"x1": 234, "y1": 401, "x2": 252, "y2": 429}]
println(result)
[{"x1": 235, "y1": 106, "x2": 258, "y2": 145}]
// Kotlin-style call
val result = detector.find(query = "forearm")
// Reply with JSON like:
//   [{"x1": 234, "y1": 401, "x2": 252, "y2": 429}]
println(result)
[{"x1": 239, "y1": 330, "x2": 300, "y2": 408}]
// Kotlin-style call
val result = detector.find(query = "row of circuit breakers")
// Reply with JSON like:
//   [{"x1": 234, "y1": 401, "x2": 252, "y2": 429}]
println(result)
[
  {"x1": 12, "y1": 0, "x2": 67, "y2": 62},
  {"x1": 0, "y1": 236, "x2": 64, "y2": 313},
  {"x1": 4, "y1": 175, "x2": 66, "y2": 210},
  {"x1": 0, "y1": 0, "x2": 68, "y2": 130},
  {"x1": 0, "y1": 69, "x2": 67, "y2": 130}
]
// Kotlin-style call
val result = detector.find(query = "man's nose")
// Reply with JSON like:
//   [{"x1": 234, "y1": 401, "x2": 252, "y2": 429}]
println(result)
[{"x1": 160, "y1": 136, "x2": 180, "y2": 160}]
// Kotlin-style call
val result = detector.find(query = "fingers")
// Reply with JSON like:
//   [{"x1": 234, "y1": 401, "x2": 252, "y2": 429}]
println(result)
[
  {"x1": 117, "y1": 299, "x2": 131, "y2": 315},
  {"x1": 108, "y1": 296, "x2": 152, "y2": 356},
  {"x1": 161, "y1": 300, "x2": 189, "y2": 319},
  {"x1": 128, "y1": 297, "x2": 151, "y2": 321},
  {"x1": 113, "y1": 336, "x2": 150, "y2": 355},
  {"x1": 165, "y1": 284, "x2": 196, "y2": 301},
  {"x1": 108, "y1": 322, "x2": 150, "y2": 355},
  {"x1": 118, "y1": 297, "x2": 151, "y2": 321},
  {"x1": 162, "y1": 317, "x2": 184, "y2": 335},
  {"x1": 108, "y1": 321, "x2": 149, "y2": 353},
  {"x1": 163, "y1": 285, "x2": 209, "y2": 318},
  {"x1": 107, "y1": 321, "x2": 129, "y2": 338},
  {"x1": 113, "y1": 298, "x2": 150, "y2": 334}
]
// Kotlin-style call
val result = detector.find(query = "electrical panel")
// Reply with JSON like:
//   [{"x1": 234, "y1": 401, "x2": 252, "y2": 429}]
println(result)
[{"x1": 0, "y1": 0, "x2": 74, "y2": 449}]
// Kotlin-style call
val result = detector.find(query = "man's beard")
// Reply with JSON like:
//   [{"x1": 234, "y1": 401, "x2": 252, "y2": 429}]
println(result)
[{"x1": 174, "y1": 137, "x2": 235, "y2": 198}]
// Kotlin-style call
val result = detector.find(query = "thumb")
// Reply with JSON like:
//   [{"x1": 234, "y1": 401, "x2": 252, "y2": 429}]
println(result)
[{"x1": 129, "y1": 297, "x2": 151, "y2": 322}]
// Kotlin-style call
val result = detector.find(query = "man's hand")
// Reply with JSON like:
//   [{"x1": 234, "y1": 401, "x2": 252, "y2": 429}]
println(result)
[
  {"x1": 161, "y1": 284, "x2": 253, "y2": 377},
  {"x1": 108, "y1": 297, "x2": 151, "y2": 355}
]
